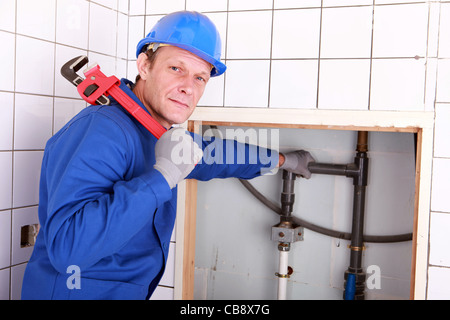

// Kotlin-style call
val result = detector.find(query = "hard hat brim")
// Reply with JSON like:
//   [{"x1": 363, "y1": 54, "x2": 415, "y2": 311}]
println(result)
[{"x1": 136, "y1": 40, "x2": 226, "y2": 77}]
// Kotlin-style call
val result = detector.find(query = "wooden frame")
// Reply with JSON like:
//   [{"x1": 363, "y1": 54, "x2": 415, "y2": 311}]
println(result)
[{"x1": 173, "y1": 107, "x2": 435, "y2": 300}]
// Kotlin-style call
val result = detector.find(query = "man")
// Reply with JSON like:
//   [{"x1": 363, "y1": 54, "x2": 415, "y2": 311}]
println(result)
[{"x1": 22, "y1": 11, "x2": 314, "y2": 300}]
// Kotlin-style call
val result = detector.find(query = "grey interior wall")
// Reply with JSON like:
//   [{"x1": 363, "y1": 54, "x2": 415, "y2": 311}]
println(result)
[{"x1": 194, "y1": 127, "x2": 415, "y2": 300}]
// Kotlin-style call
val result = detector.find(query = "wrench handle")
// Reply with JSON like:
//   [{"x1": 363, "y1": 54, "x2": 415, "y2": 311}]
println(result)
[{"x1": 108, "y1": 85, "x2": 166, "y2": 139}]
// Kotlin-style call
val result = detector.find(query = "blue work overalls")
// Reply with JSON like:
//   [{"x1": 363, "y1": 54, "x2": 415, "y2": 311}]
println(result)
[{"x1": 21, "y1": 79, "x2": 277, "y2": 300}]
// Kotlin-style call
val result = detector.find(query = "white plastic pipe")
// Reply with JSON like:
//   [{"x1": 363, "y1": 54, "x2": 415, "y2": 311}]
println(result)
[{"x1": 277, "y1": 250, "x2": 289, "y2": 300}]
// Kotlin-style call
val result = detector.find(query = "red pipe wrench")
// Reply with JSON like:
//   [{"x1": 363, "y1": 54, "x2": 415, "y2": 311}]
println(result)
[{"x1": 61, "y1": 56, "x2": 166, "y2": 139}]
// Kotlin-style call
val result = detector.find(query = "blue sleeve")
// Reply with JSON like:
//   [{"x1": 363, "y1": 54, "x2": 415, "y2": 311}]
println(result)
[
  {"x1": 187, "y1": 133, "x2": 279, "y2": 181},
  {"x1": 41, "y1": 111, "x2": 172, "y2": 273}
]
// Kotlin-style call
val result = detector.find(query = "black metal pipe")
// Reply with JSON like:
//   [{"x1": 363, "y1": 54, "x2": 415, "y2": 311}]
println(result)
[
  {"x1": 280, "y1": 170, "x2": 296, "y2": 222},
  {"x1": 308, "y1": 162, "x2": 360, "y2": 179},
  {"x1": 344, "y1": 133, "x2": 370, "y2": 300},
  {"x1": 349, "y1": 185, "x2": 366, "y2": 270},
  {"x1": 308, "y1": 163, "x2": 348, "y2": 176}
]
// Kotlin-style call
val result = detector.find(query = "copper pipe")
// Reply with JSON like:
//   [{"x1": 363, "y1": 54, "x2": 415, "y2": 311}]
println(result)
[{"x1": 356, "y1": 131, "x2": 368, "y2": 153}]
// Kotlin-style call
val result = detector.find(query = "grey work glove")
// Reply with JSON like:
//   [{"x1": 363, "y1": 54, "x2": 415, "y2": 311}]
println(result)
[
  {"x1": 154, "y1": 128, "x2": 203, "y2": 189},
  {"x1": 280, "y1": 150, "x2": 315, "y2": 179}
]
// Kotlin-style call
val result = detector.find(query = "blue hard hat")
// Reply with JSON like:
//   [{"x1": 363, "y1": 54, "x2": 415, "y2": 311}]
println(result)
[{"x1": 136, "y1": 11, "x2": 226, "y2": 77}]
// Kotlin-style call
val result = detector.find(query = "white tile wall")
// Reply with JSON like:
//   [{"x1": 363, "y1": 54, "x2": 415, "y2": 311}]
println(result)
[
  {"x1": 12, "y1": 151, "x2": 43, "y2": 208},
  {"x1": 117, "y1": 12, "x2": 129, "y2": 59},
  {"x1": 269, "y1": 60, "x2": 318, "y2": 109},
  {"x1": 17, "y1": 0, "x2": 56, "y2": 42},
  {"x1": 15, "y1": 36, "x2": 55, "y2": 96},
  {"x1": 372, "y1": 3, "x2": 428, "y2": 58},
  {"x1": 224, "y1": 60, "x2": 270, "y2": 107},
  {"x1": 439, "y1": 3, "x2": 450, "y2": 58},
  {"x1": 186, "y1": 0, "x2": 227, "y2": 12},
  {"x1": 0, "y1": 0, "x2": 15, "y2": 33},
  {"x1": 370, "y1": 58, "x2": 426, "y2": 111},
  {"x1": 0, "y1": 31, "x2": 15, "y2": 92},
  {"x1": 92, "y1": 0, "x2": 117, "y2": 10},
  {"x1": 14, "y1": 94, "x2": 53, "y2": 150},
  {"x1": 320, "y1": 6, "x2": 373, "y2": 59},
  {"x1": 425, "y1": 58, "x2": 438, "y2": 110},
  {"x1": 436, "y1": 59, "x2": 450, "y2": 103},
  {"x1": 146, "y1": 0, "x2": 185, "y2": 15},
  {"x1": 0, "y1": 93, "x2": 14, "y2": 150},
  {"x1": 428, "y1": 266, "x2": 450, "y2": 300},
  {"x1": 274, "y1": 0, "x2": 319, "y2": 8},
  {"x1": 375, "y1": 0, "x2": 426, "y2": 4},
  {"x1": 227, "y1": 11, "x2": 272, "y2": 59},
  {"x1": 434, "y1": 104, "x2": 450, "y2": 158},
  {"x1": 319, "y1": 59, "x2": 371, "y2": 110},
  {"x1": 229, "y1": 0, "x2": 272, "y2": 11},
  {"x1": 56, "y1": 0, "x2": 89, "y2": 50},
  {"x1": 128, "y1": 16, "x2": 145, "y2": 61},
  {"x1": 10, "y1": 263, "x2": 26, "y2": 300},
  {"x1": 324, "y1": 0, "x2": 372, "y2": 5},
  {"x1": 427, "y1": 3, "x2": 440, "y2": 58},
  {"x1": 431, "y1": 158, "x2": 450, "y2": 213},
  {"x1": 0, "y1": 211, "x2": 11, "y2": 269},
  {"x1": 0, "y1": 153, "x2": 13, "y2": 211},
  {"x1": 129, "y1": 0, "x2": 145, "y2": 15},
  {"x1": 198, "y1": 73, "x2": 224, "y2": 107},
  {"x1": 0, "y1": 268, "x2": 10, "y2": 300},
  {"x1": 88, "y1": 3, "x2": 117, "y2": 56},
  {"x1": 272, "y1": 9, "x2": 321, "y2": 59},
  {"x1": 1, "y1": 0, "x2": 450, "y2": 300},
  {"x1": 429, "y1": 212, "x2": 450, "y2": 267}
]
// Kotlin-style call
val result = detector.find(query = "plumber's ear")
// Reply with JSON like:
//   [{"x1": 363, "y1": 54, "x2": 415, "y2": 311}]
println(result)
[{"x1": 136, "y1": 52, "x2": 151, "y2": 81}]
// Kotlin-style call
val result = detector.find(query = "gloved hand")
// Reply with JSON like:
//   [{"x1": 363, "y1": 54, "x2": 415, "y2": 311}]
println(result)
[
  {"x1": 154, "y1": 128, "x2": 203, "y2": 189},
  {"x1": 280, "y1": 150, "x2": 315, "y2": 179}
]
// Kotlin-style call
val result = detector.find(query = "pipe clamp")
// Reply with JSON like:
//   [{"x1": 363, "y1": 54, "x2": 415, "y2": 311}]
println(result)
[
  {"x1": 275, "y1": 272, "x2": 290, "y2": 279},
  {"x1": 347, "y1": 245, "x2": 365, "y2": 251}
]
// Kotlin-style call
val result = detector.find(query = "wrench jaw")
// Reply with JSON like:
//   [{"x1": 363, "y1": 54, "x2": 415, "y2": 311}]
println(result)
[
  {"x1": 61, "y1": 56, "x2": 88, "y2": 85},
  {"x1": 60, "y1": 55, "x2": 110, "y2": 105}
]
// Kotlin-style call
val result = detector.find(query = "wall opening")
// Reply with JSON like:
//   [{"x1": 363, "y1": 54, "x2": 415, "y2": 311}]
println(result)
[
  {"x1": 174, "y1": 108, "x2": 434, "y2": 300},
  {"x1": 192, "y1": 126, "x2": 415, "y2": 300}
]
